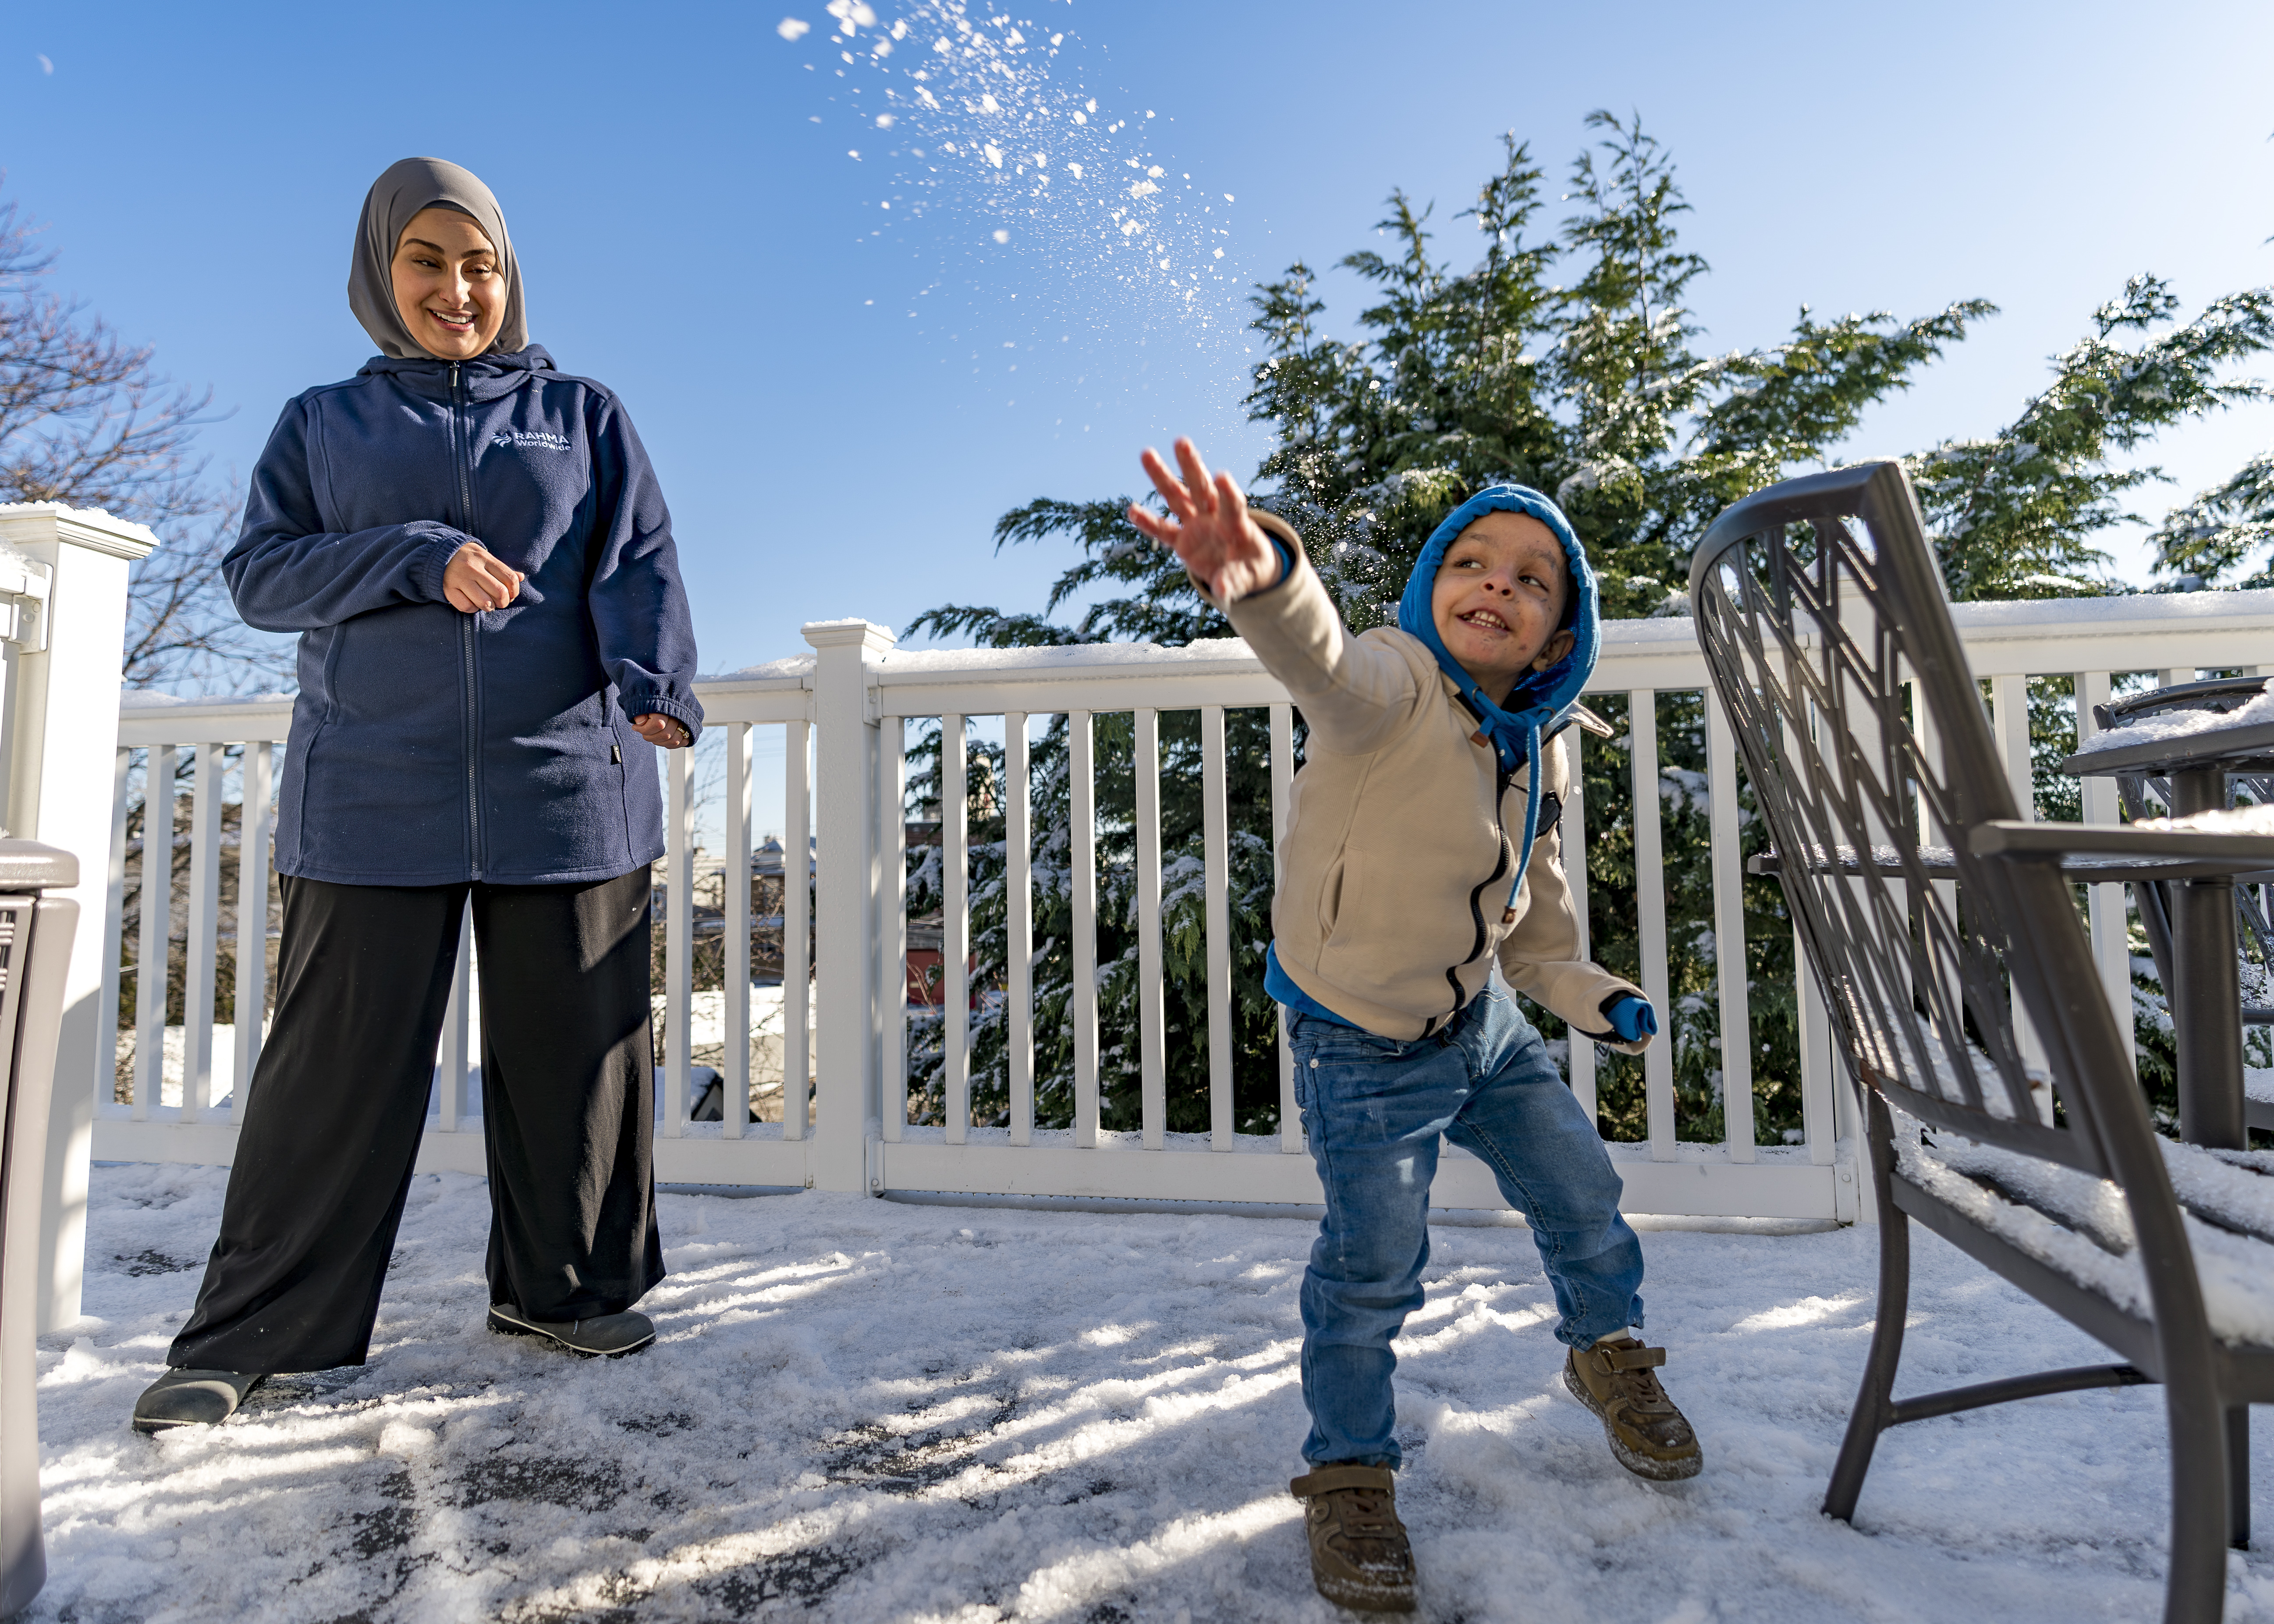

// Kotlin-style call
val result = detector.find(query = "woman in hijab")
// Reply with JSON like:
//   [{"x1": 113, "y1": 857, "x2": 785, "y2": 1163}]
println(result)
[{"x1": 133, "y1": 157, "x2": 702, "y2": 1430}]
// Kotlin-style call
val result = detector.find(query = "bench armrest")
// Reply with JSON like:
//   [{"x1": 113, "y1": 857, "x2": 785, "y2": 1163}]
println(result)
[{"x1": 1969, "y1": 820, "x2": 2274, "y2": 880}]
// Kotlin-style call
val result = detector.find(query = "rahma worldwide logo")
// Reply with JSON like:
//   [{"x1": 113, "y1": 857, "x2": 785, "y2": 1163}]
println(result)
[{"x1": 492, "y1": 429, "x2": 572, "y2": 452}]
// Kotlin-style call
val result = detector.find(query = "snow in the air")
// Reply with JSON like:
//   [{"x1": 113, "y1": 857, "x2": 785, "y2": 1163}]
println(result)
[
  {"x1": 25, "y1": 1162, "x2": 2274, "y2": 1622},
  {"x1": 775, "y1": 0, "x2": 1255, "y2": 401}
]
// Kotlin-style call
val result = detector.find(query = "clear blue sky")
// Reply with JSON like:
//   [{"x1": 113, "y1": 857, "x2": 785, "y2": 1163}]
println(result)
[{"x1": 4, "y1": 0, "x2": 2272, "y2": 680}]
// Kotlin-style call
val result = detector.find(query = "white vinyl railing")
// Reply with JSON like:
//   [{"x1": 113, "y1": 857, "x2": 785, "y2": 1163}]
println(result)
[{"x1": 93, "y1": 592, "x2": 2274, "y2": 1223}]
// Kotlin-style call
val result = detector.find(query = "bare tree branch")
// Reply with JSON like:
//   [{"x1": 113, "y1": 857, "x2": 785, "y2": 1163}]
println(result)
[{"x1": 0, "y1": 184, "x2": 284, "y2": 692}]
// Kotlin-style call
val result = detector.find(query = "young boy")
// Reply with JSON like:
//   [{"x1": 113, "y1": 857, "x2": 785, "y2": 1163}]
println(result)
[{"x1": 1130, "y1": 440, "x2": 1699, "y2": 1615}]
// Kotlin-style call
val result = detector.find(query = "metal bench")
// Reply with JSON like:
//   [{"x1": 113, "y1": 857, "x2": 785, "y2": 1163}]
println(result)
[{"x1": 1690, "y1": 460, "x2": 2274, "y2": 1624}]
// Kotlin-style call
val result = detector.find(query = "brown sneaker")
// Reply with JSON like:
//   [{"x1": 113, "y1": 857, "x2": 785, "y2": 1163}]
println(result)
[
  {"x1": 1563, "y1": 1335, "x2": 1702, "y2": 1481},
  {"x1": 1288, "y1": 1464, "x2": 1416, "y2": 1614}
]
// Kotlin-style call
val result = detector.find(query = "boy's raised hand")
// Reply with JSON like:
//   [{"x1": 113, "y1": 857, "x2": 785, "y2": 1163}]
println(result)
[{"x1": 1129, "y1": 438, "x2": 1283, "y2": 603}]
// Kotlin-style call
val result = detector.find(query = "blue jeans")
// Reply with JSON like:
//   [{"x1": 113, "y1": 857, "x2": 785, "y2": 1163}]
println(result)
[{"x1": 1290, "y1": 980, "x2": 1644, "y2": 1468}]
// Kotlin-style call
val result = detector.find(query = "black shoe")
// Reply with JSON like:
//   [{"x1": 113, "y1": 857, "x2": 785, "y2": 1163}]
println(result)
[
  {"x1": 487, "y1": 1303, "x2": 655, "y2": 1357},
  {"x1": 132, "y1": 1368, "x2": 264, "y2": 1433}
]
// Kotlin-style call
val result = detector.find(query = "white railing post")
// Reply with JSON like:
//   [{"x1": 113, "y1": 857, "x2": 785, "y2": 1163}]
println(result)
[
  {"x1": 133, "y1": 747, "x2": 171, "y2": 1122},
  {"x1": 804, "y1": 620, "x2": 896, "y2": 1194},
  {"x1": 1004, "y1": 713, "x2": 1032, "y2": 1146},
  {"x1": 1562, "y1": 727, "x2": 1596, "y2": 1124},
  {"x1": 180, "y1": 744, "x2": 221, "y2": 1122},
  {"x1": 1629, "y1": 690, "x2": 1675, "y2": 1162},
  {"x1": 230, "y1": 741, "x2": 273, "y2": 1122},
  {"x1": 1135, "y1": 709, "x2": 1164, "y2": 1150},
  {"x1": 942, "y1": 714, "x2": 969, "y2": 1144},
  {"x1": 724, "y1": 723, "x2": 751, "y2": 1139},
  {"x1": 1704, "y1": 692, "x2": 1756, "y2": 1163},
  {"x1": 663, "y1": 746, "x2": 694, "y2": 1138},
  {"x1": 2, "y1": 504, "x2": 158, "y2": 1330},
  {"x1": 2074, "y1": 671, "x2": 2134, "y2": 1072},
  {"x1": 99, "y1": 748, "x2": 130, "y2": 1120},
  {"x1": 784, "y1": 720, "x2": 812, "y2": 1141},
  {"x1": 1270, "y1": 703, "x2": 1300, "y2": 1155}
]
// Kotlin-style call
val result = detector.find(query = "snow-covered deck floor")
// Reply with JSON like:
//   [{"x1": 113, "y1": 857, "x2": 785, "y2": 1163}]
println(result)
[{"x1": 26, "y1": 1163, "x2": 2274, "y2": 1623}]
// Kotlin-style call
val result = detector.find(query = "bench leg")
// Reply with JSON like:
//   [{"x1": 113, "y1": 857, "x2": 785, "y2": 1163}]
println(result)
[
  {"x1": 2231, "y1": 1406, "x2": 2251, "y2": 1551},
  {"x1": 2166, "y1": 1381, "x2": 2233, "y2": 1623},
  {"x1": 1825, "y1": 1091, "x2": 1909, "y2": 1523}
]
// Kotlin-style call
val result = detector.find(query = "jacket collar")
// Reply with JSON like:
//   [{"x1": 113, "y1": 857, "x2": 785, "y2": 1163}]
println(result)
[{"x1": 358, "y1": 344, "x2": 556, "y2": 403}]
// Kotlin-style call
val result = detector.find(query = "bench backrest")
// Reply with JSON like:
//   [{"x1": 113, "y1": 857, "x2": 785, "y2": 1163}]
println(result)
[{"x1": 1687, "y1": 461, "x2": 2145, "y2": 1179}]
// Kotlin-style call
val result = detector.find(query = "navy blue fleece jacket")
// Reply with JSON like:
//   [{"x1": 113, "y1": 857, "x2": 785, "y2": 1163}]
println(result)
[{"x1": 224, "y1": 346, "x2": 703, "y2": 886}]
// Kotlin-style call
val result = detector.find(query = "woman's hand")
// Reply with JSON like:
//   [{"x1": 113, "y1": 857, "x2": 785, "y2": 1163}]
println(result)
[
  {"x1": 443, "y1": 541, "x2": 525, "y2": 612},
  {"x1": 1128, "y1": 438, "x2": 1282, "y2": 603},
  {"x1": 631, "y1": 713, "x2": 692, "y2": 749}
]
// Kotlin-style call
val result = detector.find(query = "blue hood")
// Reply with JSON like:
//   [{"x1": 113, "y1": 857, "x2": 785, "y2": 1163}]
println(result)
[{"x1": 1397, "y1": 484, "x2": 1600, "y2": 909}]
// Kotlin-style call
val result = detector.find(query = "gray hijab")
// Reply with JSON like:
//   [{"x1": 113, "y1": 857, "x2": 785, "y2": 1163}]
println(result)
[{"x1": 348, "y1": 156, "x2": 528, "y2": 359}]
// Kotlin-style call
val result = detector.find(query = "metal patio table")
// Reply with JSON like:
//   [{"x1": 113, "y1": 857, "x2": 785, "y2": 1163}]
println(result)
[{"x1": 2061, "y1": 687, "x2": 2274, "y2": 1151}]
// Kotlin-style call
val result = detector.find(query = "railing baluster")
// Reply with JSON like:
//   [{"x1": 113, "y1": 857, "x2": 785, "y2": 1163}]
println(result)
[
  {"x1": 1911, "y1": 676, "x2": 1965, "y2": 1076},
  {"x1": 1629, "y1": 694, "x2": 1674, "y2": 1161},
  {"x1": 725, "y1": 722, "x2": 751, "y2": 1139},
  {"x1": 943, "y1": 713, "x2": 969, "y2": 1145},
  {"x1": 2074, "y1": 670, "x2": 2132, "y2": 1070},
  {"x1": 882, "y1": 718, "x2": 907, "y2": 1143},
  {"x1": 1797, "y1": 931, "x2": 1836, "y2": 1165},
  {"x1": 135, "y1": 745, "x2": 173, "y2": 1119},
  {"x1": 1270, "y1": 702, "x2": 1299, "y2": 1154},
  {"x1": 231, "y1": 741, "x2": 273, "y2": 1123},
  {"x1": 1561, "y1": 726, "x2": 1596, "y2": 1124},
  {"x1": 437, "y1": 898, "x2": 472, "y2": 1131},
  {"x1": 181, "y1": 744, "x2": 221, "y2": 1123},
  {"x1": 1070, "y1": 709, "x2": 1099, "y2": 1148},
  {"x1": 1004, "y1": 712, "x2": 1032, "y2": 1146},
  {"x1": 1201, "y1": 705, "x2": 1233, "y2": 1150},
  {"x1": 1990, "y1": 673, "x2": 2051, "y2": 1095},
  {"x1": 1134, "y1": 708, "x2": 1164, "y2": 1150},
  {"x1": 101, "y1": 746, "x2": 130, "y2": 1116},
  {"x1": 783, "y1": 719, "x2": 812, "y2": 1141},
  {"x1": 1705, "y1": 694, "x2": 1755, "y2": 1162},
  {"x1": 664, "y1": 742, "x2": 694, "y2": 1138}
]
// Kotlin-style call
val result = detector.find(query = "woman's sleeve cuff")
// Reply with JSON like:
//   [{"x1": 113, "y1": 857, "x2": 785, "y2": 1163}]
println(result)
[
  {"x1": 621, "y1": 694, "x2": 705, "y2": 741},
  {"x1": 412, "y1": 525, "x2": 470, "y2": 603}
]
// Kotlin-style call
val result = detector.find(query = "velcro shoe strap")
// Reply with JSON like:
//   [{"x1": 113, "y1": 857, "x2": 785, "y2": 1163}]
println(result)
[
  {"x1": 1600, "y1": 1344, "x2": 1667, "y2": 1372},
  {"x1": 1291, "y1": 1464, "x2": 1396, "y2": 1499}
]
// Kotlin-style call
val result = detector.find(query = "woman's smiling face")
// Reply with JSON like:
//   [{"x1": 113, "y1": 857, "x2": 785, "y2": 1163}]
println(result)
[
  {"x1": 390, "y1": 206, "x2": 507, "y2": 360},
  {"x1": 1429, "y1": 510, "x2": 1573, "y2": 706}
]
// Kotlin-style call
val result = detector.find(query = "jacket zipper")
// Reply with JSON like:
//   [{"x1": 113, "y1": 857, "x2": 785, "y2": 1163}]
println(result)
[
  {"x1": 1443, "y1": 761, "x2": 1515, "y2": 1021},
  {"x1": 451, "y1": 362, "x2": 483, "y2": 880}
]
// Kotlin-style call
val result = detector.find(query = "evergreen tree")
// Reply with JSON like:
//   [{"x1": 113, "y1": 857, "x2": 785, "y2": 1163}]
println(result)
[{"x1": 1911, "y1": 276, "x2": 2274, "y2": 600}]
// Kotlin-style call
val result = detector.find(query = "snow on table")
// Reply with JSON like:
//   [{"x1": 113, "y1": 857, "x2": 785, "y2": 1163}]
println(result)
[{"x1": 27, "y1": 1163, "x2": 2274, "y2": 1623}]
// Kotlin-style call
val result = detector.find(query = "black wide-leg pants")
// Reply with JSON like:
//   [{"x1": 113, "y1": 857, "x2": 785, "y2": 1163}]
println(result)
[{"x1": 168, "y1": 867, "x2": 666, "y2": 1374}]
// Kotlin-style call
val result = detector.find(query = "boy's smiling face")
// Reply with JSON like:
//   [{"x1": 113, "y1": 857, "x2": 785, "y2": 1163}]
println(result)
[{"x1": 1429, "y1": 511, "x2": 1574, "y2": 706}]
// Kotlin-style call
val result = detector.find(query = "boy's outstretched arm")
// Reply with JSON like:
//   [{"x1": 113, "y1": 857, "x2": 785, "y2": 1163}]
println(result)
[
  {"x1": 1130, "y1": 438, "x2": 1422, "y2": 756},
  {"x1": 1128, "y1": 439, "x2": 1284, "y2": 603}
]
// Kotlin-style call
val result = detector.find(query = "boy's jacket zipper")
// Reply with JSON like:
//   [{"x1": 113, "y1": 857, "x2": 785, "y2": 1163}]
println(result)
[
  {"x1": 450, "y1": 361, "x2": 483, "y2": 880},
  {"x1": 1442, "y1": 762, "x2": 1515, "y2": 1026}
]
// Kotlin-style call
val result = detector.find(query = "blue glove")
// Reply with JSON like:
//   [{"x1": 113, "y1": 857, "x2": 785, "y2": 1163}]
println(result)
[{"x1": 1602, "y1": 995, "x2": 1657, "y2": 1043}]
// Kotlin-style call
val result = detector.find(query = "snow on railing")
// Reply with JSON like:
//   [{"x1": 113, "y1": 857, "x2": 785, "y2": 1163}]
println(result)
[{"x1": 93, "y1": 593, "x2": 2274, "y2": 1223}]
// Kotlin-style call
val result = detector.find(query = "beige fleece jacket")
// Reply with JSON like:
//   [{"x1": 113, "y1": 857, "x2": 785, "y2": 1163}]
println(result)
[{"x1": 1221, "y1": 512, "x2": 1650, "y2": 1049}]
